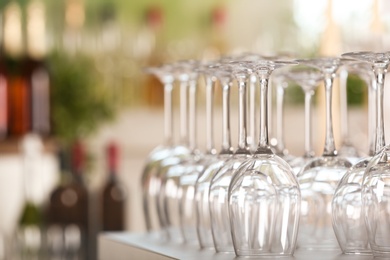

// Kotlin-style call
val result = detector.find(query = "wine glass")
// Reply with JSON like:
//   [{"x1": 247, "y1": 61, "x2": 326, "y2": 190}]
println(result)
[
  {"x1": 141, "y1": 63, "x2": 190, "y2": 234},
  {"x1": 286, "y1": 68, "x2": 322, "y2": 174},
  {"x1": 272, "y1": 70, "x2": 295, "y2": 162},
  {"x1": 341, "y1": 51, "x2": 390, "y2": 257},
  {"x1": 157, "y1": 60, "x2": 197, "y2": 242},
  {"x1": 228, "y1": 60, "x2": 300, "y2": 257},
  {"x1": 177, "y1": 61, "x2": 223, "y2": 246},
  {"x1": 208, "y1": 62, "x2": 252, "y2": 253},
  {"x1": 296, "y1": 57, "x2": 353, "y2": 251},
  {"x1": 337, "y1": 66, "x2": 361, "y2": 163},
  {"x1": 331, "y1": 62, "x2": 376, "y2": 255},
  {"x1": 195, "y1": 65, "x2": 235, "y2": 250}
]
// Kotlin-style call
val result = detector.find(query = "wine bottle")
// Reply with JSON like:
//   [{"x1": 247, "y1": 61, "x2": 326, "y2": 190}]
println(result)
[
  {"x1": 3, "y1": 1, "x2": 31, "y2": 137},
  {"x1": 0, "y1": 55, "x2": 7, "y2": 139},
  {"x1": 101, "y1": 141, "x2": 126, "y2": 231},
  {"x1": 46, "y1": 141, "x2": 89, "y2": 259},
  {"x1": 26, "y1": 0, "x2": 50, "y2": 136}
]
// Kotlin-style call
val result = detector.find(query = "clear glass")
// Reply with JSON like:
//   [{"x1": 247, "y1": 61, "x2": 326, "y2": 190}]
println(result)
[
  {"x1": 248, "y1": 74, "x2": 258, "y2": 152},
  {"x1": 272, "y1": 71, "x2": 295, "y2": 162},
  {"x1": 178, "y1": 63, "x2": 223, "y2": 247},
  {"x1": 158, "y1": 61, "x2": 196, "y2": 243},
  {"x1": 296, "y1": 58, "x2": 352, "y2": 251},
  {"x1": 141, "y1": 64, "x2": 191, "y2": 233},
  {"x1": 285, "y1": 69, "x2": 322, "y2": 174},
  {"x1": 228, "y1": 60, "x2": 300, "y2": 257},
  {"x1": 331, "y1": 59, "x2": 377, "y2": 255},
  {"x1": 344, "y1": 51, "x2": 390, "y2": 258},
  {"x1": 195, "y1": 67, "x2": 234, "y2": 250},
  {"x1": 209, "y1": 64, "x2": 252, "y2": 253},
  {"x1": 337, "y1": 67, "x2": 361, "y2": 163}
]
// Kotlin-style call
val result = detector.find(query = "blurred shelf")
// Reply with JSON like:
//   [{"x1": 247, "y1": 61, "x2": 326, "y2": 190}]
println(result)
[
  {"x1": 98, "y1": 232, "x2": 373, "y2": 260},
  {"x1": 0, "y1": 137, "x2": 57, "y2": 154}
]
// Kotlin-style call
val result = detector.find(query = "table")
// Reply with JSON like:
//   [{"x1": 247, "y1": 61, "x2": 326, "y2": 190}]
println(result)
[{"x1": 98, "y1": 232, "x2": 374, "y2": 260}]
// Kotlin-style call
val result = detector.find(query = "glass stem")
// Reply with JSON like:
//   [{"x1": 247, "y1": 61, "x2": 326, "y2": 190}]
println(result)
[
  {"x1": 276, "y1": 83, "x2": 285, "y2": 154},
  {"x1": 205, "y1": 76, "x2": 216, "y2": 155},
  {"x1": 256, "y1": 75, "x2": 273, "y2": 154},
  {"x1": 368, "y1": 77, "x2": 377, "y2": 156},
  {"x1": 163, "y1": 81, "x2": 174, "y2": 147},
  {"x1": 236, "y1": 77, "x2": 249, "y2": 154},
  {"x1": 339, "y1": 69, "x2": 350, "y2": 145},
  {"x1": 189, "y1": 79, "x2": 197, "y2": 152},
  {"x1": 220, "y1": 80, "x2": 233, "y2": 155},
  {"x1": 249, "y1": 75, "x2": 257, "y2": 150},
  {"x1": 374, "y1": 67, "x2": 387, "y2": 152},
  {"x1": 323, "y1": 73, "x2": 337, "y2": 156},
  {"x1": 304, "y1": 89, "x2": 315, "y2": 158},
  {"x1": 180, "y1": 80, "x2": 189, "y2": 146},
  {"x1": 268, "y1": 77, "x2": 274, "y2": 144}
]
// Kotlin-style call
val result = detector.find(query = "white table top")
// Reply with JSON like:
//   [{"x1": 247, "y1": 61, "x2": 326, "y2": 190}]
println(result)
[{"x1": 98, "y1": 232, "x2": 374, "y2": 260}]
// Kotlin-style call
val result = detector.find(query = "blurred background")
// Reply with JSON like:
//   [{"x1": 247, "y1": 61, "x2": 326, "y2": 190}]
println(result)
[{"x1": 0, "y1": 0, "x2": 389, "y2": 259}]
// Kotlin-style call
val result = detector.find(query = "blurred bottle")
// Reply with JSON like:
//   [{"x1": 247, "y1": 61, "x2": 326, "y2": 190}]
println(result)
[
  {"x1": 16, "y1": 134, "x2": 45, "y2": 259},
  {"x1": 139, "y1": 6, "x2": 165, "y2": 107},
  {"x1": 0, "y1": 60, "x2": 7, "y2": 140},
  {"x1": 46, "y1": 141, "x2": 89, "y2": 259},
  {"x1": 100, "y1": 142, "x2": 126, "y2": 231},
  {"x1": 3, "y1": 2, "x2": 30, "y2": 137},
  {"x1": 25, "y1": 0, "x2": 50, "y2": 136},
  {"x1": 0, "y1": 7, "x2": 8, "y2": 140},
  {"x1": 202, "y1": 5, "x2": 228, "y2": 60}
]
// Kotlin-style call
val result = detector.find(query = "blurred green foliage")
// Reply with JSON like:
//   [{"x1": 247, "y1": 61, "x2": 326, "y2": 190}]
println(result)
[
  {"x1": 285, "y1": 75, "x2": 366, "y2": 106},
  {"x1": 49, "y1": 51, "x2": 115, "y2": 144},
  {"x1": 347, "y1": 74, "x2": 366, "y2": 106}
]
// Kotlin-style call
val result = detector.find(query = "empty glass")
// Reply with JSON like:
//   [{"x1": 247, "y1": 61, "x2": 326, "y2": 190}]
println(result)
[
  {"x1": 286, "y1": 68, "x2": 322, "y2": 174},
  {"x1": 141, "y1": 64, "x2": 190, "y2": 233},
  {"x1": 332, "y1": 60, "x2": 376, "y2": 255},
  {"x1": 209, "y1": 63, "x2": 252, "y2": 253},
  {"x1": 228, "y1": 60, "x2": 300, "y2": 257},
  {"x1": 272, "y1": 71, "x2": 295, "y2": 162},
  {"x1": 337, "y1": 67, "x2": 361, "y2": 162},
  {"x1": 195, "y1": 65, "x2": 234, "y2": 250},
  {"x1": 344, "y1": 51, "x2": 390, "y2": 258},
  {"x1": 296, "y1": 57, "x2": 352, "y2": 251}
]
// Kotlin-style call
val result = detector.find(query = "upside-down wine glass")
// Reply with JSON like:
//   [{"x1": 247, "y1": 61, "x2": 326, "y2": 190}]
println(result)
[
  {"x1": 344, "y1": 51, "x2": 390, "y2": 258},
  {"x1": 158, "y1": 60, "x2": 195, "y2": 243},
  {"x1": 337, "y1": 66, "x2": 361, "y2": 162},
  {"x1": 195, "y1": 65, "x2": 234, "y2": 250},
  {"x1": 286, "y1": 68, "x2": 322, "y2": 174},
  {"x1": 296, "y1": 57, "x2": 353, "y2": 251},
  {"x1": 178, "y1": 61, "x2": 221, "y2": 246},
  {"x1": 208, "y1": 63, "x2": 252, "y2": 253},
  {"x1": 141, "y1": 64, "x2": 190, "y2": 233},
  {"x1": 228, "y1": 60, "x2": 300, "y2": 257},
  {"x1": 272, "y1": 71, "x2": 295, "y2": 162},
  {"x1": 332, "y1": 59, "x2": 377, "y2": 255}
]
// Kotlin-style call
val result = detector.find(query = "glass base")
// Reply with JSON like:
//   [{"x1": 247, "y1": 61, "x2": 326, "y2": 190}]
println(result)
[
  {"x1": 343, "y1": 250, "x2": 371, "y2": 255},
  {"x1": 215, "y1": 247, "x2": 235, "y2": 253},
  {"x1": 235, "y1": 249, "x2": 294, "y2": 258},
  {"x1": 372, "y1": 250, "x2": 390, "y2": 258}
]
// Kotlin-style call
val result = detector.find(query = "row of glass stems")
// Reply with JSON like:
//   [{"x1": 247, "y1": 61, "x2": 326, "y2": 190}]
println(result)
[{"x1": 141, "y1": 52, "x2": 390, "y2": 257}]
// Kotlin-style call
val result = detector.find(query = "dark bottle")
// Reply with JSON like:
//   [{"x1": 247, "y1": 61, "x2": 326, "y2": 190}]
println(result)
[
  {"x1": 46, "y1": 141, "x2": 89, "y2": 259},
  {"x1": 101, "y1": 142, "x2": 126, "y2": 231},
  {"x1": 25, "y1": 0, "x2": 50, "y2": 136},
  {"x1": 3, "y1": 1, "x2": 31, "y2": 137}
]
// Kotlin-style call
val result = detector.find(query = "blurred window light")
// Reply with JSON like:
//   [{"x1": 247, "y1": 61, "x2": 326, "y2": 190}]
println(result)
[
  {"x1": 293, "y1": 0, "x2": 327, "y2": 38},
  {"x1": 65, "y1": 0, "x2": 85, "y2": 30},
  {"x1": 27, "y1": 0, "x2": 46, "y2": 59},
  {"x1": 4, "y1": 2, "x2": 23, "y2": 57}
]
